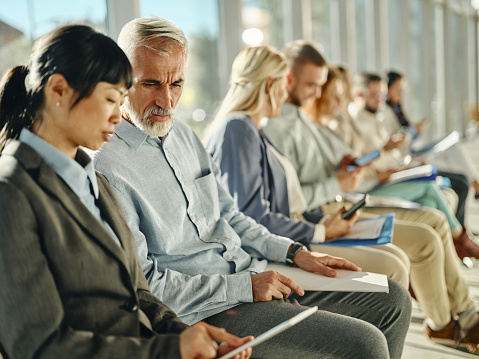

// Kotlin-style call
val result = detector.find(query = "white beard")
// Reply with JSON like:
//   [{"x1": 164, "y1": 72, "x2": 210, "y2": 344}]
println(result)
[{"x1": 123, "y1": 100, "x2": 174, "y2": 138}]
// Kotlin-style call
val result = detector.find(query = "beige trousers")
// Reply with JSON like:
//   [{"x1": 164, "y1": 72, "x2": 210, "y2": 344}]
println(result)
[{"x1": 322, "y1": 201, "x2": 475, "y2": 326}]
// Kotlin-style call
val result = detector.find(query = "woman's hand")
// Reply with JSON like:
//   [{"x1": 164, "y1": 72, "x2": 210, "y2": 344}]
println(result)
[{"x1": 179, "y1": 322, "x2": 253, "y2": 359}]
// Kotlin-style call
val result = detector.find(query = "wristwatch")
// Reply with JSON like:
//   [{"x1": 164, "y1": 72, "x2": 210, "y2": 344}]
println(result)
[{"x1": 286, "y1": 242, "x2": 308, "y2": 266}]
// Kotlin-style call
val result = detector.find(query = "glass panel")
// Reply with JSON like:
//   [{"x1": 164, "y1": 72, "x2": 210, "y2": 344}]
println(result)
[
  {"x1": 355, "y1": 0, "x2": 368, "y2": 73},
  {"x1": 408, "y1": 0, "x2": 426, "y2": 120},
  {"x1": 140, "y1": 0, "x2": 220, "y2": 135},
  {"x1": 0, "y1": 0, "x2": 107, "y2": 78},
  {"x1": 447, "y1": 10, "x2": 467, "y2": 132},
  {"x1": 311, "y1": 0, "x2": 334, "y2": 62},
  {"x1": 241, "y1": 0, "x2": 285, "y2": 49},
  {"x1": 387, "y1": 0, "x2": 402, "y2": 71}
]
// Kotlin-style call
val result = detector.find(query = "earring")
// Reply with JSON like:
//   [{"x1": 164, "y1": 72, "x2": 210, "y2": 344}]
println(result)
[{"x1": 56, "y1": 102, "x2": 60, "y2": 107}]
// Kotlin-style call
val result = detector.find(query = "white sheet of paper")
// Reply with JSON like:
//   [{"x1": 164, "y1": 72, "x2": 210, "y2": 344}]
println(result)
[
  {"x1": 432, "y1": 131, "x2": 459, "y2": 153},
  {"x1": 343, "y1": 192, "x2": 421, "y2": 209},
  {"x1": 337, "y1": 217, "x2": 386, "y2": 240},
  {"x1": 365, "y1": 196, "x2": 421, "y2": 209},
  {"x1": 266, "y1": 263, "x2": 389, "y2": 292},
  {"x1": 388, "y1": 164, "x2": 434, "y2": 184}
]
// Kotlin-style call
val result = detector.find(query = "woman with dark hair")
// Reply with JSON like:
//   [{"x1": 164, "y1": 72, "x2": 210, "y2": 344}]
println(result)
[{"x1": 0, "y1": 24, "x2": 251, "y2": 359}]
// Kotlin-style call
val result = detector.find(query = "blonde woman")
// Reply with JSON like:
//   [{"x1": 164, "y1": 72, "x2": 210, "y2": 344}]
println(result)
[{"x1": 205, "y1": 46, "x2": 410, "y2": 287}]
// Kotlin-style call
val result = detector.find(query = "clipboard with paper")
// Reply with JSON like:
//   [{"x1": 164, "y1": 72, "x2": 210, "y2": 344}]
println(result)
[{"x1": 316, "y1": 213, "x2": 395, "y2": 247}]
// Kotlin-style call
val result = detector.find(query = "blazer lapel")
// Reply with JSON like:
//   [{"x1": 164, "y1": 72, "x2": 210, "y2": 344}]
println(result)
[
  {"x1": 259, "y1": 131, "x2": 290, "y2": 215},
  {"x1": 8, "y1": 142, "x2": 130, "y2": 272},
  {"x1": 95, "y1": 175, "x2": 137, "y2": 275}
]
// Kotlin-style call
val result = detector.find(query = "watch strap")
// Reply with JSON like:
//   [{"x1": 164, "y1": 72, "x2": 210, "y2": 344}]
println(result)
[{"x1": 286, "y1": 242, "x2": 307, "y2": 266}]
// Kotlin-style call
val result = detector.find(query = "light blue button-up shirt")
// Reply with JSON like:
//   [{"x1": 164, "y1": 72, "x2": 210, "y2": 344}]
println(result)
[
  {"x1": 93, "y1": 119, "x2": 293, "y2": 324},
  {"x1": 18, "y1": 129, "x2": 122, "y2": 247}
]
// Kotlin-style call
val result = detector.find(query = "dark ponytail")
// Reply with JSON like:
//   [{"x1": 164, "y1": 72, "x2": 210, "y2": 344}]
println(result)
[
  {"x1": 0, "y1": 66, "x2": 33, "y2": 153},
  {"x1": 0, "y1": 24, "x2": 133, "y2": 154}
]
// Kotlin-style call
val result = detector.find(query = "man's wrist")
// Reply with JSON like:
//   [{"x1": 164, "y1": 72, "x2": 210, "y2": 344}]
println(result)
[{"x1": 286, "y1": 242, "x2": 308, "y2": 266}]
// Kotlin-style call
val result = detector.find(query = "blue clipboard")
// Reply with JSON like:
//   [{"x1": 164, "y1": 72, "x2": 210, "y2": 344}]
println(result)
[{"x1": 316, "y1": 213, "x2": 394, "y2": 247}]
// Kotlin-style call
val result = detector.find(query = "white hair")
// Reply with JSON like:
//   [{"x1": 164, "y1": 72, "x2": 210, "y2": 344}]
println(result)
[
  {"x1": 118, "y1": 17, "x2": 188, "y2": 62},
  {"x1": 123, "y1": 99, "x2": 174, "y2": 138}
]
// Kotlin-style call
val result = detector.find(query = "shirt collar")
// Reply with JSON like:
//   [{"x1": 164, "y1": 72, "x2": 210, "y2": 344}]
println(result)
[
  {"x1": 18, "y1": 128, "x2": 99, "y2": 199},
  {"x1": 280, "y1": 103, "x2": 298, "y2": 117},
  {"x1": 365, "y1": 105, "x2": 378, "y2": 114},
  {"x1": 114, "y1": 118, "x2": 171, "y2": 149}
]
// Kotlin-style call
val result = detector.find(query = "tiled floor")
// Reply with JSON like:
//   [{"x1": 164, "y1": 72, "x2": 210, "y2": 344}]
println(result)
[{"x1": 402, "y1": 135, "x2": 479, "y2": 358}]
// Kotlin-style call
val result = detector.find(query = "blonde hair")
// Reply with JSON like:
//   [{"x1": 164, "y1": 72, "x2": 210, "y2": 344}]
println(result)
[
  {"x1": 203, "y1": 45, "x2": 288, "y2": 143},
  {"x1": 118, "y1": 17, "x2": 188, "y2": 63}
]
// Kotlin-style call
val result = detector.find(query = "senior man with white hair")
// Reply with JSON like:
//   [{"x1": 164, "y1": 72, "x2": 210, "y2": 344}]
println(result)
[{"x1": 94, "y1": 17, "x2": 411, "y2": 359}]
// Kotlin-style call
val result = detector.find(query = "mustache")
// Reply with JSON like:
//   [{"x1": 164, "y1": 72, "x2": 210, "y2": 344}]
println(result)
[{"x1": 145, "y1": 106, "x2": 174, "y2": 116}]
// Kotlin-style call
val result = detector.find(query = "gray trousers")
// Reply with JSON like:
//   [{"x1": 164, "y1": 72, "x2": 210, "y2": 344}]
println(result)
[{"x1": 204, "y1": 279, "x2": 411, "y2": 359}]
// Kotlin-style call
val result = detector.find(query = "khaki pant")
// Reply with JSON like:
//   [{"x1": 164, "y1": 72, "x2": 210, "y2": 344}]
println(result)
[{"x1": 322, "y1": 201, "x2": 475, "y2": 326}]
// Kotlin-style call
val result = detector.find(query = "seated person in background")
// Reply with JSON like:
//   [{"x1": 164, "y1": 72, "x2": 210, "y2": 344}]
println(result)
[
  {"x1": 262, "y1": 41, "x2": 479, "y2": 354},
  {"x1": 353, "y1": 72, "x2": 479, "y2": 260},
  {"x1": 205, "y1": 45, "x2": 410, "y2": 287},
  {"x1": 94, "y1": 17, "x2": 412, "y2": 359},
  {"x1": 382, "y1": 70, "x2": 429, "y2": 137},
  {"x1": 384, "y1": 71, "x2": 479, "y2": 249},
  {"x1": 0, "y1": 24, "x2": 252, "y2": 359},
  {"x1": 325, "y1": 65, "x2": 365, "y2": 154}
]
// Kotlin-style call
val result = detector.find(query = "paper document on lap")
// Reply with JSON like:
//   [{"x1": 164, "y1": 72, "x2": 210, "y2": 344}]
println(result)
[
  {"x1": 343, "y1": 192, "x2": 422, "y2": 210},
  {"x1": 266, "y1": 263, "x2": 389, "y2": 292},
  {"x1": 387, "y1": 164, "x2": 436, "y2": 184},
  {"x1": 340, "y1": 217, "x2": 386, "y2": 239}
]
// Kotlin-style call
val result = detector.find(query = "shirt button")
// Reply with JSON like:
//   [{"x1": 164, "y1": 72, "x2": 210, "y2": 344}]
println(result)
[
  {"x1": 180, "y1": 179, "x2": 185, "y2": 185},
  {"x1": 212, "y1": 238, "x2": 218, "y2": 241},
  {"x1": 227, "y1": 254, "x2": 232, "y2": 259},
  {"x1": 274, "y1": 257, "x2": 278, "y2": 260},
  {"x1": 191, "y1": 215, "x2": 196, "y2": 221}
]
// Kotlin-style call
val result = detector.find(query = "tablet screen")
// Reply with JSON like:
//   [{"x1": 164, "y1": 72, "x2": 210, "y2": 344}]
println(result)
[{"x1": 218, "y1": 306, "x2": 318, "y2": 359}]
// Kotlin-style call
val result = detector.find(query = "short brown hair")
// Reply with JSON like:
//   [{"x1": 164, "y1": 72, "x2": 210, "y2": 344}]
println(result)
[{"x1": 282, "y1": 40, "x2": 327, "y2": 74}]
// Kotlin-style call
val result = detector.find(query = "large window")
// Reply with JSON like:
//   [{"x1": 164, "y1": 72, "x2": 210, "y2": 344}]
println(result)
[
  {"x1": 0, "y1": 0, "x2": 107, "y2": 78},
  {"x1": 241, "y1": 0, "x2": 285, "y2": 50},
  {"x1": 354, "y1": 0, "x2": 369, "y2": 73},
  {"x1": 311, "y1": 0, "x2": 336, "y2": 63},
  {"x1": 141, "y1": 0, "x2": 220, "y2": 135},
  {"x1": 0, "y1": 0, "x2": 478, "y2": 139}
]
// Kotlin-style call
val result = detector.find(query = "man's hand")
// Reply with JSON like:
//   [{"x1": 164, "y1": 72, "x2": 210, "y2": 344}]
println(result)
[
  {"x1": 336, "y1": 155, "x2": 364, "y2": 193},
  {"x1": 415, "y1": 119, "x2": 429, "y2": 135},
  {"x1": 383, "y1": 133, "x2": 407, "y2": 151},
  {"x1": 324, "y1": 208, "x2": 358, "y2": 241},
  {"x1": 179, "y1": 322, "x2": 253, "y2": 359},
  {"x1": 251, "y1": 271, "x2": 305, "y2": 301},
  {"x1": 294, "y1": 250, "x2": 362, "y2": 278}
]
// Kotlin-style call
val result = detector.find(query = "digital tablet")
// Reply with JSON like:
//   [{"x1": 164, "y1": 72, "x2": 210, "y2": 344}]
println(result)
[{"x1": 219, "y1": 306, "x2": 318, "y2": 359}]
